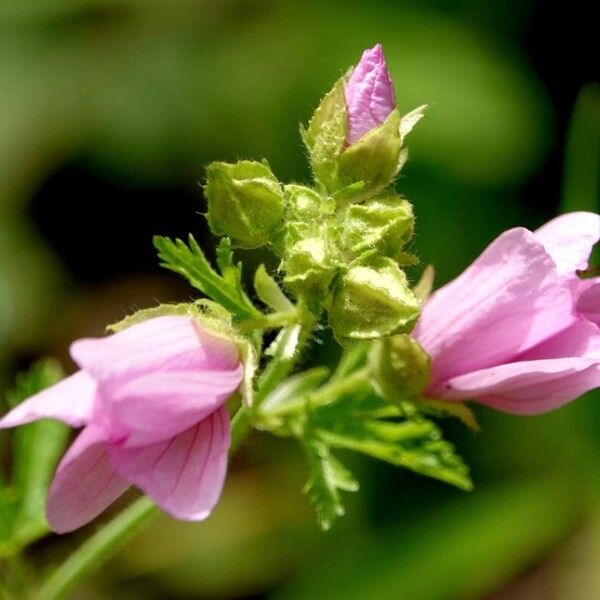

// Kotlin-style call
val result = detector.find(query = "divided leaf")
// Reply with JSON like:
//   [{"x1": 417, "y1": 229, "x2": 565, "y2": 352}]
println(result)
[
  {"x1": 302, "y1": 438, "x2": 359, "y2": 531},
  {"x1": 154, "y1": 234, "x2": 259, "y2": 321}
]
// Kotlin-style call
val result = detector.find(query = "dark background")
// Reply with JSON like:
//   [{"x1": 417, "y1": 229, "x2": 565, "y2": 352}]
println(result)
[{"x1": 1, "y1": 1, "x2": 598, "y2": 598}]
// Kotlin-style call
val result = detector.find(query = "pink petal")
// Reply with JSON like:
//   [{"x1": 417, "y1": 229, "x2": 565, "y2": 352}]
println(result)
[
  {"x1": 101, "y1": 367, "x2": 243, "y2": 447},
  {"x1": 577, "y1": 283, "x2": 600, "y2": 327},
  {"x1": 535, "y1": 212, "x2": 600, "y2": 277},
  {"x1": 0, "y1": 371, "x2": 96, "y2": 429},
  {"x1": 436, "y1": 320, "x2": 600, "y2": 414},
  {"x1": 521, "y1": 319, "x2": 600, "y2": 361},
  {"x1": 70, "y1": 316, "x2": 240, "y2": 383},
  {"x1": 438, "y1": 358, "x2": 600, "y2": 415},
  {"x1": 109, "y1": 407, "x2": 230, "y2": 521},
  {"x1": 344, "y1": 44, "x2": 396, "y2": 145},
  {"x1": 46, "y1": 426, "x2": 129, "y2": 533},
  {"x1": 414, "y1": 228, "x2": 576, "y2": 385}
]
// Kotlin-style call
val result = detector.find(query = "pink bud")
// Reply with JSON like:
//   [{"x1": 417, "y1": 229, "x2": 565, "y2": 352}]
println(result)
[
  {"x1": 413, "y1": 212, "x2": 600, "y2": 415},
  {"x1": 0, "y1": 316, "x2": 243, "y2": 532},
  {"x1": 344, "y1": 44, "x2": 396, "y2": 146}
]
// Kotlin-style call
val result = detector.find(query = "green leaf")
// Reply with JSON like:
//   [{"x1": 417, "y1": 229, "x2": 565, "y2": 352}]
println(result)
[
  {"x1": 302, "y1": 438, "x2": 359, "y2": 531},
  {"x1": 1, "y1": 359, "x2": 69, "y2": 555},
  {"x1": 154, "y1": 234, "x2": 259, "y2": 321},
  {"x1": 315, "y1": 413, "x2": 472, "y2": 491}
]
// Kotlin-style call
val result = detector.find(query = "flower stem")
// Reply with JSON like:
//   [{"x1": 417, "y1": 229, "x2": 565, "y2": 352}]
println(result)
[
  {"x1": 267, "y1": 366, "x2": 370, "y2": 417},
  {"x1": 37, "y1": 497, "x2": 157, "y2": 600}
]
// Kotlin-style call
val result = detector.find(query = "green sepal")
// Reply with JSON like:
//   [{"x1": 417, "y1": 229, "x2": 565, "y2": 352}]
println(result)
[
  {"x1": 327, "y1": 257, "x2": 420, "y2": 342},
  {"x1": 301, "y1": 77, "x2": 347, "y2": 193},
  {"x1": 205, "y1": 160, "x2": 284, "y2": 249},
  {"x1": 338, "y1": 108, "x2": 402, "y2": 198},
  {"x1": 413, "y1": 265, "x2": 435, "y2": 303},
  {"x1": 400, "y1": 104, "x2": 427, "y2": 142},
  {"x1": 254, "y1": 264, "x2": 294, "y2": 314},
  {"x1": 340, "y1": 193, "x2": 415, "y2": 261},
  {"x1": 369, "y1": 335, "x2": 431, "y2": 403}
]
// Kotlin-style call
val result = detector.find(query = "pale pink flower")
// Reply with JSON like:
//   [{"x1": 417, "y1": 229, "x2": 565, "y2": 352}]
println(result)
[
  {"x1": 344, "y1": 43, "x2": 396, "y2": 146},
  {"x1": 0, "y1": 316, "x2": 243, "y2": 533},
  {"x1": 413, "y1": 212, "x2": 600, "y2": 415}
]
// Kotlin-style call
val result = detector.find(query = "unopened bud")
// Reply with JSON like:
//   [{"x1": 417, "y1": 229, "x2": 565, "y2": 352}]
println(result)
[
  {"x1": 205, "y1": 160, "x2": 284, "y2": 249},
  {"x1": 327, "y1": 257, "x2": 420, "y2": 342},
  {"x1": 369, "y1": 335, "x2": 431, "y2": 403}
]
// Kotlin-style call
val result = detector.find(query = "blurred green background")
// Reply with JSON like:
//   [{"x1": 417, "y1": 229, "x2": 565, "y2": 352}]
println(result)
[{"x1": 1, "y1": 0, "x2": 598, "y2": 598}]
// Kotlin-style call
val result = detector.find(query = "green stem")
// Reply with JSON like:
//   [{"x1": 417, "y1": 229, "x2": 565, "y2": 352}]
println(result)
[
  {"x1": 36, "y1": 497, "x2": 157, "y2": 600},
  {"x1": 267, "y1": 366, "x2": 370, "y2": 417},
  {"x1": 36, "y1": 313, "x2": 317, "y2": 600},
  {"x1": 36, "y1": 408, "x2": 255, "y2": 600}
]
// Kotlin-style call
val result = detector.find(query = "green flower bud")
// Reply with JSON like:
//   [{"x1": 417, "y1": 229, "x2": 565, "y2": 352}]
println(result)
[
  {"x1": 337, "y1": 109, "x2": 402, "y2": 197},
  {"x1": 205, "y1": 160, "x2": 284, "y2": 249},
  {"x1": 341, "y1": 193, "x2": 414, "y2": 261},
  {"x1": 369, "y1": 335, "x2": 431, "y2": 403},
  {"x1": 283, "y1": 236, "x2": 337, "y2": 303},
  {"x1": 284, "y1": 184, "x2": 324, "y2": 222},
  {"x1": 327, "y1": 257, "x2": 420, "y2": 341}
]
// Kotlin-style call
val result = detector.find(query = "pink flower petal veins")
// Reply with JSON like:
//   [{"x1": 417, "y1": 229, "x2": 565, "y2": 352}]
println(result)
[
  {"x1": 100, "y1": 367, "x2": 243, "y2": 447},
  {"x1": 110, "y1": 406, "x2": 230, "y2": 521},
  {"x1": 344, "y1": 44, "x2": 396, "y2": 145},
  {"x1": 46, "y1": 426, "x2": 129, "y2": 533}
]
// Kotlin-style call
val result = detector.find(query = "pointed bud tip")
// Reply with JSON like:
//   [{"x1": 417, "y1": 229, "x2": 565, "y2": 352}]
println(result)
[{"x1": 345, "y1": 44, "x2": 396, "y2": 146}]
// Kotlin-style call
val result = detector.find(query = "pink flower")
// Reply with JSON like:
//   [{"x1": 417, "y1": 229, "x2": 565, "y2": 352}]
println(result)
[
  {"x1": 0, "y1": 316, "x2": 243, "y2": 533},
  {"x1": 413, "y1": 212, "x2": 600, "y2": 415},
  {"x1": 344, "y1": 44, "x2": 396, "y2": 146}
]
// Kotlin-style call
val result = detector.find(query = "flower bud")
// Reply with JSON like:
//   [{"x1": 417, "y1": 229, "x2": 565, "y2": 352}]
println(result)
[
  {"x1": 327, "y1": 257, "x2": 420, "y2": 341},
  {"x1": 340, "y1": 192, "x2": 414, "y2": 261},
  {"x1": 283, "y1": 236, "x2": 337, "y2": 303},
  {"x1": 369, "y1": 335, "x2": 431, "y2": 404},
  {"x1": 344, "y1": 44, "x2": 396, "y2": 146},
  {"x1": 285, "y1": 184, "x2": 325, "y2": 222},
  {"x1": 205, "y1": 160, "x2": 284, "y2": 249},
  {"x1": 302, "y1": 45, "x2": 403, "y2": 197}
]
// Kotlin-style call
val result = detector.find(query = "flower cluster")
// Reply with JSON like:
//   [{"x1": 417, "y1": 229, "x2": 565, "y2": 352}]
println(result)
[{"x1": 1, "y1": 44, "x2": 598, "y2": 540}]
